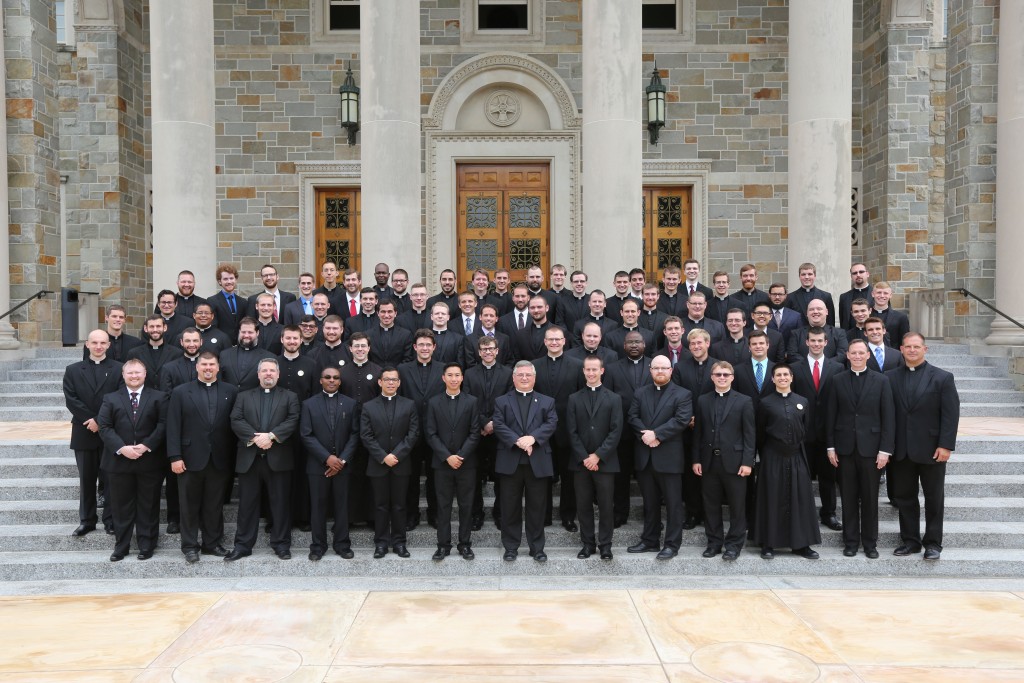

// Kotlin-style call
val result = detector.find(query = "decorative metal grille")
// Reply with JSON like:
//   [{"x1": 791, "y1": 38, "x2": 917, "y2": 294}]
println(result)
[
  {"x1": 324, "y1": 198, "x2": 350, "y2": 229},
  {"x1": 851, "y1": 186, "x2": 861, "y2": 247},
  {"x1": 466, "y1": 239, "x2": 498, "y2": 271},
  {"x1": 325, "y1": 240, "x2": 350, "y2": 271},
  {"x1": 509, "y1": 239, "x2": 541, "y2": 270},
  {"x1": 466, "y1": 196, "x2": 497, "y2": 229},
  {"x1": 508, "y1": 195, "x2": 541, "y2": 228},
  {"x1": 657, "y1": 195, "x2": 682, "y2": 227},
  {"x1": 657, "y1": 238, "x2": 682, "y2": 270}
]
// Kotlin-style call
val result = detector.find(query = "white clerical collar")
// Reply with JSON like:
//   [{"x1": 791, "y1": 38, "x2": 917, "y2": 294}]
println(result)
[
  {"x1": 202, "y1": 381, "x2": 215, "y2": 387},
  {"x1": 447, "y1": 392, "x2": 460, "y2": 399},
  {"x1": 263, "y1": 388, "x2": 272, "y2": 393},
  {"x1": 779, "y1": 391, "x2": 791, "y2": 397},
  {"x1": 589, "y1": 384, "x2": 601, "y2": 390},
  {"x1": 851, "y1": 369, "x2": 865, "y2": 376},
  {"x1": 517, "y1": 391, "x2": 531, "y2": 397},
  {"x1": 716, "y1": 390, "x2": 729, "y2": 397},
  {"x1": 324, "y1": 391, "x2": 337, "y2": 398}
]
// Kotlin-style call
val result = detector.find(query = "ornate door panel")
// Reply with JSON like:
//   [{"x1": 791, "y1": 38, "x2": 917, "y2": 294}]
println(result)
[
  {"x1": 642, "y1": 186, "x2": 692, "y2": 284},
  {"x1": 315, "y1": 188, "x2": 361, "y2": 283},
  {"x1": 457, "y1": 164, "x2": 549, "y2": 287}
]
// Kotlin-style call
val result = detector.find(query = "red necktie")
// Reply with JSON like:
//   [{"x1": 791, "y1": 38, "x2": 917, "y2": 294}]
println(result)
[
  {"x1": 689, "y1": 285, "x2": 695, "y2": 296},
  {"x1": 812, "y1": 360, "x2": 820, "y2": 391},
  {"x1": 349, "y1": 298, "x2": 357, "y2": 317}
]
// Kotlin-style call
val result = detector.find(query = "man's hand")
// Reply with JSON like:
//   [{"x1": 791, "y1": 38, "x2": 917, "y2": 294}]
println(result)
[
  {"x1": 641, "y1": 430, "x2": 660, "y2": 447},
  {"x1": 933, "y1": 447, "x2": 951, "y2": 463},
  {"x1": 692, "y1": 463, "x2": 702, "y2": 476},
  {"x1": 738, "y1": 465, "x2": 752, "y2": 477},
  {"x1": 876, "y1": 453, "x2": 890, "y2": 469},
  {"x1": 84, "y1": 418, "x2": 99, "y2": 433},
  {"x1": 383, "y1": 453, "x2": 399, "y2": 467},
  {"x1": 120, "y1": 445, "x2": 142, "y2": 460},
  {"x1": 171, "y1": 461, "x2": 186, "y2": 475},
  {"x1": 583, "y1": 454, "x2": 600, "y2": 471},
  {"x1": 446, "y1": 455, "x2": 464, "y2": 470},
  {"x1": 325, "y1": 454, "x2": 344, "y2": 476},
  {"x1": 515, "y1": 435, "x2": 535, "y2": 456},
  {"x1": 252, "y1": 433, "x2": 274, "y2": 450},
  {"x1": 481, "y1": 420, "x2": 494, "y2": 436},
  {"x1": 827, "y1": 449, "x2": 838, "y2": 468}
]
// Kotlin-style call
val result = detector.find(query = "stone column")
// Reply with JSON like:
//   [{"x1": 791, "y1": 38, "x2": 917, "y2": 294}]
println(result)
[
  {"x1": 0, "y1": 11, "x2": 18, "y2": 348},
  {"x1": 787, "y1": 0, "x2": 852, "y2": 296},
  {"x1": 150, "y1": 1, "x2": 216, "y2": 297},
  {"x1": 581, "y1": 0, "x2": 642, "y2": 290},
  {"x1": 986, "y1": 2, "x2": 1024, "y2": 344},
  {"x1": 360, "y1": 1, "x2": 421, "y2": 282}
]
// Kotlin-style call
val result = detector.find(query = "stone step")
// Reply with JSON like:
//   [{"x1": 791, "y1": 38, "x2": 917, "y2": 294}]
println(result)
[
  {"x1": 7, "y1": 370, "x2": 66, "y2": 382},
  {"x1": 0, "y1": 442, "x2": 69, "y2": 458},
  {"x1": 954, "y1": 377, "x2": 1016, "y2": 391},
  {"x1": 955, "y1": 437, "x2": 1024, "y2": 454},
  {"x1": 19, "y1": 358, "x2": 81, "y2": 371},
  {"x1": 926, "y1": 354, "x2": 1003, "y2": 366},
  {"x1": 926, "y1": 343, "x2": 972, "y2": 353},
  {"x1": 960, "y1": 403, "x2": 1024, "y2": 418},
  {"x1": 2, "y1": 547, "x2": 1023, "y2": 581},
  {"x1": 0, "y1": 407, "x2": 70, "y2": 422},
  {"x1": 2, "y1": 382, "x2": 69, "y2": 394},
  {"x1": 0, "y1": 393, "x2": 68, "y2": 407},
  {"x1": 940, "y1": 365, "x2": 1007, "y2": 378},
  {"x1": 958, "y1": 390, "x2": 1024, "y2": 404},
  {"x1": 947, "y1": 454, "x2": 1024, "y2": 475}
]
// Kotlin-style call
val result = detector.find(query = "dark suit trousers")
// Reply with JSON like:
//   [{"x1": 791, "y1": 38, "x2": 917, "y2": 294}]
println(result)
[
  {"x1": 234, "y1": 456, "x2": 292, "y2": 553},
  {"x1": 108, "y1": 469, "x2": 163, "y2": 556},
  {"x1": 405, "y1": 439, "x2": 436, "y2": 522},
  {"x1": 550, "y1": 434, "x2": 576, "y2": 523},
  {"x1": 500, "y1": 463, "x2": 549, "y2": 553},
  {"x1": 683, "y1": 439, "x2": 704, "y2": 521},
  {"x1": 435, "y1": 465, "x2": 476, "y2": 548},
  {"x1": 806, "y1": 439, "x2": 837, "y2": 517},
  {"x1": 613, "y1": 433, "x2": 635, "y2": 522},
  {"x1": 838, "y1": 454, "x2": 881, "y2": 550},
  {"x1": 473, "y1": 435, "x2": 498, "y2": 519},
  {"x1": 291, "y1": 446, "x2": 311, "y2": 525},
  {"x1": 349, "y1": 445, "x2": 374, "y2": 524},
  {"x1": 308, "y1": 472, "x2": 350, "y2": 554},
  {"x1": 637, "y1": 465, "x2": 683, "y2": 550},
  {"x1": 75, "y1": 448, "x2": 111, "y2": 527},
  {"x1": 177, "y1": 465, "x2": 229, "y2": 554},
  {"x1": 372, "y1": 472, "x2": 410, "y2": 548},
  {"x1": 574, "y1": 469, "x2": 615, "y2": 549},
  {"x1": 701, "y1": 454, "x2": 748, "y2": 551},
  {"x1": 164, "y1": 462, "x2": 180, "y2": 523},
  {"x1": 889, "y1": 457, "x2": 946, "y2": 551}
]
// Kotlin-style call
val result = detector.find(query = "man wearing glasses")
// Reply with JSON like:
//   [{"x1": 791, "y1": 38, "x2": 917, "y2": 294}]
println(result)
[{"x1": 839, "y1": 263, "x2": 873, "y2": 330}]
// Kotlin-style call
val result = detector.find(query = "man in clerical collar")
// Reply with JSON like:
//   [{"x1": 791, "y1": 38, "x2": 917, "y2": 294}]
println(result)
[
  {"x1": 525, "y1": 265, "x2": 545, "y2": 299},
  {"x1": 628, "y1": 268, "x2": 646, "y2": 299},
  {"x1": 171, "y1": 270, "x2": 207, "y2": 319},
  {"x1": 470, "y1": 269, "x2": 491, "y2": 307},
  {"x1": 93, "y1": 304, "x2": 142, "y2": 362},
  {"x1": 372, "y1": 262, "x2": 393, "y2": 298},
  {"x1": 839, "y1": 262, "x2": 873, "y2": 329},
  {"x1": 298, "y1": 315, "x2": 321, "y2": 352},
  {"x1": 389, "y1": 268, "x2": 410, "y2": 312},
  {"x1": 486, "y1": 268, "x2": 513, "y2": 316}
]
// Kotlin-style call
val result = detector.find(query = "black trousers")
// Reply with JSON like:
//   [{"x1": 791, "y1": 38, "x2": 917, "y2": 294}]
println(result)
[
  {"x1": 807, "y1": 439, "x2": 837, "y2": 517},
  {"x1": 177, "y1": 464, "x2": 229, "y2": 554},
  {"x1": 164, "y1": 461, "x2": 180, "y2": 524},
  {"x1": 405, "y1": 439, "x2": 436, "y2": 522},
  {"x1": 499, "y1": 464, "x2": 549, "y2": 553},
  {"x1": 574, "y1": 469, "x2": 615, "y2": 549},
  {"x1": 233, "y1": 456, "x2": 292, "y2": 553},
  {"x1": 473, "y1": 434, "x2": 497, "y2": 520},
  {"x1": 348, "y1": 445, "x2": 374, "y2": 524},
  {"x1": 838, "y1": 453, "x2": 882, "y2": 550},
  {"x1": 550, "y1": 434, "x2": 576, "y2": 523},
  {"x1": 290, "y1": 446, "x2": 311, "y2": 526},
  {"x1": 74, "y1": 448, "x2": 111, "y2": 527},
  {"x1": 682, "y1": 440, "x2": 704, "y2": 521},
  {"x1": 107, "y1": 468, "x2": 163, "y2": 556},
  {"x1": 889, "y1": 456, "x2": 946, "y2": 551},
  {"x1": 372, "y1": 472, "x2": 410, "y2": 548},
  {"x1": 701, "y1": 454, "x2": 748, "y2": 551},
  {"x1": 613, "y1": 433, "x2": 635, "y2": 523},
  {"x1": 435, "y1": 465, "x2": 476, "y2": 548},
  {"x1": 637, "y1": 465, "x2": 683, "y2": 550},
  {"x1": 308, "y1": 471, "x2": 350, "y2": 554}
]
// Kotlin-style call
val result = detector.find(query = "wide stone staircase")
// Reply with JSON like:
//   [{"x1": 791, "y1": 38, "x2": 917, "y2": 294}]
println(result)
[{"x1": 0, "y1": 343, "x2": 1022, "y2": 582}]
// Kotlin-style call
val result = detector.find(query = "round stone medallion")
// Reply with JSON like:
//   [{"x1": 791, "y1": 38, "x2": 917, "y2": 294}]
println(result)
[
  {"x1": 173, "y1": 644, "x2": 302, "y2": 682},
  {"x1": 485, "y1": 89, "x2": 521, "y2": 127},
  {"x1": 691, "y1": 641, "x2": 819, "y2": 683}
]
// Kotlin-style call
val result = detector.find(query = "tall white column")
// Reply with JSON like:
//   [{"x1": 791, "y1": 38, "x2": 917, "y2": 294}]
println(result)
[
  {"x1": 360, "y1": 1, "x2": 421, "y2": 282},
  {"x1": 582, "y1": 0, "x2": 642, "y2": 290},
  {"x1": 787, "y1": 0, "x2": 852, "y2": 296},
  {"x1": 150, "y1": 1, "x2": 216, "y2": 298},
  {"x1": 986, "y1": 2, "x2": 1024, "y2": 344},
  {"x1": 0, "y1": 11, "x2": 18, "y2": 348}
]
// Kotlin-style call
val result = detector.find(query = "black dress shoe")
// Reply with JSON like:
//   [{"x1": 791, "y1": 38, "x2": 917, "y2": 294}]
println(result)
[
  {"x1": 72, "y1": 524, "x2": 95, "y2": 537},
  {"x1": 472, "y1": 516, "x2": 484, "y2": 531},
  {"x1": 821, "y1": 515, "x2": 843, "y2": 531},
  {"x1": 577, "y1": 546, "x2": 595, "y2": 559},
  {"x1": 924, "y1": 547, "x2": 941, "y2": 561},
  {"x1": 201, "y1": 545, "x2": 229, "y2": 557},
  {"x1": 394, "y1": 545, "x2": 410, "y2": 558},
  {"x1": 600, "y1": 548, "x2": 613, "y2": 560},
  {"x1": 722, "y1": 549, "x2": 739, "y2": 561},
  {"x1": 275, "y1": 549, "x2": 292, "y2": 560},
  {"x1": 373, "y1": 546, "x2": 387, "y2": 559},
  {"x1": 627, "y1": 542, "x2": 660, "y2": 554},
  {"x1": 184, "y1": 551, "x2": 200, "y2": 564},
  {"x1": 893, "y1": 544, "x2": 922, "y2": 556},
  {"x1": 533, "y1": 551, "x2": 547, "y2": 563},
  {"x1": 110, "y1": 552, "x2": 125, "y2": 562},
  {"x1": 656, "y1": 547, "x2": 677, "y2": 560},
  {"x1": 460, "y1": 546, "x2": 475, "y2": 560},
  {"x1": 224, "y1": 549, "x2": 251, "y2": 562},
  {"x1": 793, "y1": 547, "x2": 819, "y2": 559},
  {"x1": 865, "y1": 548, "x2": 880, "y2": 559},
  {"x1": 843, "y1": 546, "x2": 857, "y2": 557},
  {"x1": 761, "y1": 547, "x2": 774, "y2": 560},
  {"x1": 165, "y1": 521, "x2": 180, "y2": 534},
  {"x1": 137, "y1": 550, "x2": 154, "y2": 561},
  {"x1": 338, "y1": 548, "x2": 355, "y2": 559},
  {"x1": 561, "y1": 520, "x2": 578, "y2": 532},
  {"x1": 308, "y1": 551, "x2": 323, "y2": 561},
  {"x1": 432, "y1": 546, "x2": 450, "y2": 561},
  {"x1": 104, "y1": 525, "x2": 115, "y2": 535},
  {"x1": 702, "y1": 546, "x2": 722, "y2": 558},
  {"x1": 503, "y1": 549, "x2": 517, "y2": 562},
  {"x1": 682, "y1": 516, "x2": 702, "y2": 530}
]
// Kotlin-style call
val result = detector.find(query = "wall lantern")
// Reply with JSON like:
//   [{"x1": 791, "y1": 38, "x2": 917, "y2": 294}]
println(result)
[
  {"x1": 339, "y1": 62, "x2": 360, "y2": 146},
  {"x1": 646, "y1": 62, "x2": 666, "y2": 145}
]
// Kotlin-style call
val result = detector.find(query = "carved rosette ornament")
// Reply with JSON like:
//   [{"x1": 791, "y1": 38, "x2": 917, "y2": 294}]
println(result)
[{"x1": 485, "y1": 90, "x2": 521, "y2": 127}]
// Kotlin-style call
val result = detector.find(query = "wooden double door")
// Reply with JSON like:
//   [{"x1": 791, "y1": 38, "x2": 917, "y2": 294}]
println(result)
[
  {"x1": 315, "y1": 188, "x2": 361, "y2": 281},
  {"x1": 642, "y1": 186, "x2": 692, "y2": 284}
]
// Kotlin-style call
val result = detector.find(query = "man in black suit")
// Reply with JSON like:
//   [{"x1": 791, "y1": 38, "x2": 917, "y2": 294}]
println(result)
[
  {"x1": 166, "y1": 352, "x2": 238, "y2": 563},
  {"x1": 872, "y1": 282, "x2": 911, "y2": 347},
  {"x1": 604, "y1": 298, "x2": 655, "y2": 359},
  {"x1": 605, "y1": 270, "x2": 633, "y2": 323},
  {"x1": 396, "y1": 283, "x2": 431, "y2": 333},
  {"x1": 731, "y1": 331, "x2": 775, "y2": 411},
  {"x1": 361, "y1": 367, "x2": 420, "y2": 558},
  {"x1": 367, "y1": 299, "x2": 413, "y2": 367},
  {"x1": 571, "y1": 290, "x2": 618, "y2": 347},
  {"x1": 558, "y1": 270, "x2": 592, "y2": 333},
  {"x1": 97, "y1": 359, "x2": 168, "y2": 561},
  {"x1": 748, "y1": 302, "x2": 787, "y2": 364},
  {"x1": 517, "y1": 295, "x2": 565, "y2": 362},
  {"x1": 767, "y1": 283, "x2": 802, "y2": 341},
  {"x1": 85, "y1": 304, "x2": 142, "y2": 362},
  {"x1": 784, "y1": 262, "x2": 836, "y2": 326},
  {"x1": 277, "y1": 325, "x2": 319, "y2": 532},
  {"x1": 314, "y1": 261, "x2": 344, "y2": 313},
  {"x1": 710, "y1": 308, "x2": 752, "y2": 365},
  {"x1": 659, "y1": 316, "x2": 688, "y2": 368},
  {"x1": 865, "y1": 317, "x2": 902, "y2": 373},
  {"x1": 845, "y1": 298, "x2": 873, "y2": 344},
  {"x1": 226, "y1": 358, "x2": 301, "y2": 561},
  {"x1": 428, "y1": 301, "x2": 464, "y2": 365},
  {"x1": 625, "y1": 355, "x2": 693, "y2": 560},
  {"x1": 425, "y1": 363, "x2": 482, "y2": 560},
  {"x1": 838, "y1": 262, "x2": 873, "y2": 330},
  {"x1": 300, "y1": 366, "x2": 360, "y2": 560},
  {"x1": 64, "y1": 330, "x2": 123, "y2": 537},
  {"x1": 682, "y1": 292, "x2": 726, "y2": 346},
  {"x1": 496, "y1": 284, "x2": 531, "y2": 345},
  {"x1": 887, "y1": 333, "x2": 960, "y2": 561},
  {"x1": 129, "y1": 315, "x2": 184, "y2": 389},
  {"x1": 638, "y1": 283, "x2": 669, "y2": 349},
  {"x1": 826, "y1": 339, "x2": 895, "y2": 558},
  {"x1": 281, "y1": 272, "x2": 317, "y2": 326},
  {"x1": 604, "y1": 331, "x2": 653, "y2": 527},
  {"x1": 309, "y1": 315, "x2": 352, "y2": 374},
  {"x1": 681, "y1": 260, "x2": 715, "y2": 300},
  {"x1": 567, "y1": 356, "x2": 624, "y2": 560},
  {"x1": 398, "y1": 330, "x2": 446, "y2": 529},
  {"x1": 192, "y1": 302, "x2": 232, "y2": 356},
  {"x1": 208, "y1": 264, "x2": 246, "y2": 341},
  {"x1": 389, "y1": 268, "x2": 412, "y2": 314},
  {"x1": 253, "y1": 293, "x2": 284, "y2": 355},
  {"x1": 427, "y1": 268, "x2": 461, "y2": 317},
  {"x1": 344, "y1": 288, "x2": 380, "y2": 337},
  {"x1": 730, "y1": 264, "x2": 770, "y2": 320},
  {"x1": 492, "y1": 361, "x2": 559, "y2": 562},
  {"x1": 463, "y1": 303, "x2": 513, "y2": 369},
  {"x1": 152, "y1": 289, "x2": 191, "y2": 348},
  {"x1": 705, "y1": 271, "x2": 734, "y2": 324},
  {"x1": 485, "y1": 268, "x2": 513, "y2": 317},
  {"x1": 163, "y1": 270, "x2": 208, "y2": 320},
  {"x1": 789, "y1": 326, "x2": 844, "y2": 531},
  {"x1": 656, "y1": 266, "x2": 687, "y2": 317},
  {"x1": 785, "y1": 299, "x2": 849, "y2": 365},
  {"x1": 245, "y1": 263, "x2": 297, "y2": 320},
  {"x1": 219, "y1": 318, "x2": 274, "y2": 391},
  {"x1": 566, "y1": 321, "x2": 618, "y2": 366},
  {"x1": 452, "y1": 291, "x2": 482, "y2": 338},
  {"x1": 693, "y1": 361, "x2": 756, "y2": 561}
]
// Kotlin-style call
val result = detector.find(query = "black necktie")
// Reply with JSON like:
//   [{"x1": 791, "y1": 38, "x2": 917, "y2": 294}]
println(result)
[
  {"x1": 226, "y1": 294, "x2": 236, "y2": 314},
  {"x1": 130, "y1": 392, "x2": 139, "y2": 423}
]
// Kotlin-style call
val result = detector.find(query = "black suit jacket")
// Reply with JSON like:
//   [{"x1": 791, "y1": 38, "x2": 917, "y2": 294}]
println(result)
[
  {"x1": 367, "y1": 325, "x2": 414, "y2": 367},
  {"x1": 683, "y1": 317, "x2": 726, "y2": 345},
  {"x1": 255, "y1": 320, "x2": 284, "y2": 355},
  {"x1": 874, "y1": 307, "x2": 911, "y2": 347},
  {"x1": 564, "y1": 344, "x2": 618, "y2": 367},
  {"x1": 571, "y1": 316, "x2": 618, "y2": 347},
  {"x1": 83, "y1": 333, "x2": 143, "y2": 363},
  {"x1": 397, "y1": 360, "x2": 446, "y2": 421},
  {"x1": 670, "y1": 356, "x2": 717, "y2": 400},
  {"x1": 886, "y1": 362, "x2": 960, "y2": 464},
  {"x1": 627, "y1": 383, "x2": 693, "y2": 474},
  {"x1": 360, "y1": 395, "x2": 420, "y2": 477},
  {"x1": 516, "y1": 321, "x2": 566, "y2": 362},
  {"x1": 748, "y1": 328, "x2": 787, "y2": 364},
  {"x1": 492, "y1": 390, "x2": 558, "y2": 478},
  {"x1": 97, "y1": 388, "x2": 168, "y2": 473},
  {"x1": 159, "y1": 356, "x2": 199, "y2": 393},
  {"x1": 463, "y1": 363, "x2": 514, "y2": 422},
  {"x1": 603, "y1": 325, "x2": 656, "y2": 359},
  {"x1": 207, "y1": 290, "x2": 246, "y2": 341},
  {"x1": 826, "y1": 369, "x2": 896, "y2": 458},
  {"x1": 245, "y1": 290, "x2": 297, "y2": 319},
  {"x1": 705, "y1": 296, "x2": 735, "y2": 325},
  {"x1": 785, "y1": 286, "x2": 836, "y2": 327},
  {"x1": 694, "y1": 391, "x2": 756, "y2": 473},
  {"x1": 166, "y1": 381, "x2": 238, "y2": 471},
  {"x1": 218, "y1": 346, "x2": 275, "y2": 391},
  {"x1": 230, "y1": 387, "x2": 301, "y2": 472},
  {"x1": 425, "y1": 392, "x2": 482, "y2": 469},
  {"x1": 300, "y1": 392, "x2": 360, "y2": 475},
  {"x1": 396, "y1": 308, "x2": 430, "y2": 334},
  {"x1": 462, "y1": 329, "x2": 513, "y2": 369},
  {"x1": 788, "y1": 356, "x2": 843, "y2": 443},
  {"x1": 768, "y1": 306, "x2": 803, "y2": 341},
  {"x1": 729, "y1": 288, "x2": 770, "y2": 319},
  {"x1": 496, "y1": 308, "x2": 530, "y2": 343},
  {"x1": 281, "y1": 299, "x2": 313, "y2": 327},
  {"x1": 431, "y1": 330, "x2": 465, "y2": 365},
  {"x1": 731, "y1": 358, "x2": 776, "y2": 410},
  {"x1": 566, "y1": 385, "x2": 623, "y2": 472},
  {"x1": 605, "y1": 356, "x2": 654, "y2": 416},
  {"x1": 276, "y1": 354, "x2": 319, "y2": 404},
  {"x1": 197, "y1": 326, "x2": 233, "y2": 357},
  {"x1": 557, "y1": 293, "x2": 592, "y2": 334},
  {"x1": 63, "y1": 358, "x2": 125, "y2": 450},
  {"x1": 126, "y1": 344, "x2": 183, "y2": 389},
  {"x1": 531, "y1": 354, "x2": 584, "y2": 444},
  {"x1": 838, "y1": 286, "x2": 873, "y2": 330},
  {"x1": 785, "y1": 325, "x2": 849, "y2": 365},
  {"x1": 867, "y1": 345, "x2": 903, "y2": 373}
]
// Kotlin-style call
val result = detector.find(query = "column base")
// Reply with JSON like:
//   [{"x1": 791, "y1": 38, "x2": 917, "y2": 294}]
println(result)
[
  {"x1": 985, "y1": 318, "x2": 1024, "y2": 346},
  {"x1": 0, "y1": 321, "x2": 19, "y2": 350}
]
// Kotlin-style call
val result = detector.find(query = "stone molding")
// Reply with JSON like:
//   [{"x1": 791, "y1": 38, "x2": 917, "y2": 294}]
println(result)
[{"x1": 642, "y1": 159, "x2": 711, "y2": 268}]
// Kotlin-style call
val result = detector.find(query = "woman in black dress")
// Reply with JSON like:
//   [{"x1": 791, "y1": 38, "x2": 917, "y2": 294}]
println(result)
[{"x1": 753, "y1": 364, "x2": 821, "y2": 559}]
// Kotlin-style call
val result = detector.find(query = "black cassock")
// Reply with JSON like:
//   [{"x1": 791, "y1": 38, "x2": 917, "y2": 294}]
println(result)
[{"x1": 753, "y1": 391, "x2": 821, "y2": 549}]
